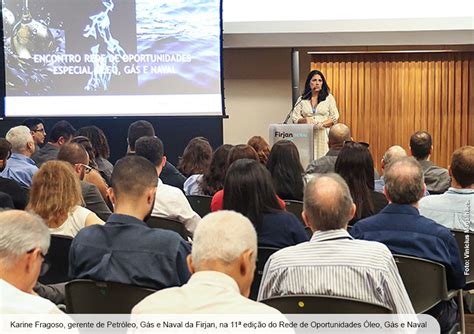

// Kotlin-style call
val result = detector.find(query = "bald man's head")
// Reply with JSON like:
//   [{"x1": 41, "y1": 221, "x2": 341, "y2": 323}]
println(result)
[
  {"x1": 384, "y1": 157, "x2": 424, "y2": 205},
  {"x1": 303, "y1": 173, "x2": 355, "y2": 231},
  {"x1": 382, "y1": 145, "x2": 407, "y2": 170},
  {"x1": 328, "y1": 123, "x2": 351, "y2": 148}
]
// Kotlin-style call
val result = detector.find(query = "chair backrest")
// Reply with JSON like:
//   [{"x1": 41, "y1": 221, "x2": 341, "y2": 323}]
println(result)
[
  {"x1": 249, "y1": 246, "x2": 280, "y2": 300},
  {"x1": 38, "y1": 234, "x2": 73, "y2": 285},
  {"x1": 186, "y1": 195, "x2": 212, "y2": 218},
  {"x1": 261, "y1": 295, "x2": 392, "y2": 314},
  {"x1": 393, "y1": 254, "x2": 451, "y2": 313},
  {"x1": 284, "y1": 200, "x2": 303, "y2": 223},
  {"x1": 451, "y1": 229, "x2": 474, "y2": 288},
  {"x1": 146, "y1": 216, "x2": 190, "y2": 240},
  {"x1": 66, "y1": 279, "x2": 156, "y2": 314}
]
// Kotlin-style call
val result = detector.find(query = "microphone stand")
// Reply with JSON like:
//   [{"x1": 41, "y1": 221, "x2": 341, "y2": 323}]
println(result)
[{"x1": 283, "y1": 89, "x2": 313, "y2": 124}]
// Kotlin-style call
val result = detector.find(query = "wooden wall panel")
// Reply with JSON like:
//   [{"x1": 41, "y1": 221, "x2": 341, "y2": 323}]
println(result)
[{"x1": 311, "y1": 52, "x2": 474, "y2": 172}]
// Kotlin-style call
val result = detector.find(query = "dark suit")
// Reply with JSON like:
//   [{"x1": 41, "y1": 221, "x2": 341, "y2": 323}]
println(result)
[
  {"x1": 80, "y1": 181, "x2": 111, "y2": 221},
  {"x1": 418, "y1": 160, "x2": 451, "y2": 194},
  {"x1": 32, "y1": 143, "x2": 59, "y2": 168},
  {"x1": 0, "y1": 177, "x2": 28, "y2": 209}
]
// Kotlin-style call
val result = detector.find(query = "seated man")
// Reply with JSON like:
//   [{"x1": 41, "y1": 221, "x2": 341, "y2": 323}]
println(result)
[
  {"x1": 0, "y1": 210, "x2": 64, "y2": 314},
  {"x1": 0, "y1": 138, "x2": 28, "y2": 209},
  {"x1": 132, "y1": 210, "x2": 280, "y2": 314},
  {"x1": 410, "y1": 130, "x2": 450, "y2": 194},
  {"x1": 419, "y1": 146, "x2": 474, "y2": 231},
  {"x1": 305, "y1": 123, "x2": 351, "y2": 174},
  {"x1": 127, "y1": 120, "x2": 186, "y2": 189},
  {"x1": 69, "y1": 156, "x2": 191, "y2": 290},
  {"x1": 350, "y1": 157, "x2": 464, "y2": 331},
  {"x1": 258, "y1": 173, "x2": 414, "y2": 314},
  {"x1": 32, "y1": 120, "x2": 76, "y2": 167},
  {"x1": 58, "y1": 143, "x2": 111, "y2": 221},
  {"x1": 22, "y1": 118, "x2": 46, "y2": 150},
  {"x1": 0, "y1": 126, "x2": 37, "y2": 188},
  {"x1": 374, "y1": 145, "x2": 407, "y2": 193},
  {"x1": 135, "y1": 136, "x2": 200, "y2": 234}
]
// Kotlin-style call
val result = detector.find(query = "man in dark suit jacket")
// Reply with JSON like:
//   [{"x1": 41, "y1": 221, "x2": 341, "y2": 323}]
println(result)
[
  {"x1": 0, "y1": 138, "x2": 28, "y2": 209},
  {"x1": 127, "y1": 120, "x2": 186, "y2": 190},
  {"x1": 57, "y1": 143, "x2": 111, "y2": 221},
  {"x1": 350, "y1": 157, "x2": 464, "y2": 332}
]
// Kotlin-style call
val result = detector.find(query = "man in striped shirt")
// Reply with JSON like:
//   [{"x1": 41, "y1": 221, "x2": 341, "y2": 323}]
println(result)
[{"x1": 258, "y1": 173, "x2": 414, "y2": 314}]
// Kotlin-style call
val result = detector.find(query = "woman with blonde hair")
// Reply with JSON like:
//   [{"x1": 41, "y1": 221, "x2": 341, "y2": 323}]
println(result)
[{"x1": 27, "y1": 161, "x2": 104, "y2": 237}]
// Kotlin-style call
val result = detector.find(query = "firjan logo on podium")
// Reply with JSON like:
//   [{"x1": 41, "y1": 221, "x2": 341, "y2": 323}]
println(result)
[{"x1": 274, "y1": 131, "x2": 308, "y2": 139}]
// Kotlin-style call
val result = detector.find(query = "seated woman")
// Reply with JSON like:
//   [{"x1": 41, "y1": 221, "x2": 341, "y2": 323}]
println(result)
[
  {"x1": 266, "y1": 140, "x2": 305, "y2": 201},
  {"x1": 179, "y1": 137, "x2": 213, "y2": 195},
  {"x1": 27, "y1": 161, "x2": 104, "y2": 237},
  {"x1": 335, "y1": 141, "x2": 388, "y2": 225},
  {"x1": 223, "y1": 159, "x2": 308, "y2": 248},
  {"x1": 247, "y1": 136, "x2": 270, "y2": 165},
  {"x1": 199, "y1": 144, "x2": 233, "y2": 196},
  {"x1": 211, "y1": 144, "x2": 286, "y2": 211}
]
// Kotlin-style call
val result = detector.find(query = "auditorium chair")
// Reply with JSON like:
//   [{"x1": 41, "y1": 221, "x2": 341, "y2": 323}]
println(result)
[
  {"x1": 145, "y1": 216, "x2": 191, "y2": 240},
  {"x1": 249, "y1": 246, "x2": 280, "y2": 301},
  {"x1": 186, "y1": 195, "x2": 212, "y2": 218},
  {"x1": 283, "y1": 200, "x2": 312, "y2": 237},
  {"x1": 393, "y1": 254, "x2": 464, "y2": 333},
  {"x1": 65, "y1": 279, "x2": 156, "y2": 314},
  {"x1": 261, "y1": 295, "x2": 392, "y2": 314},
  {"x1": 38, "y1": 234, "x2": 73, "y2": 285},
  {"x1": 451, "y1": 230, "x2": 474, "y2": 289}
]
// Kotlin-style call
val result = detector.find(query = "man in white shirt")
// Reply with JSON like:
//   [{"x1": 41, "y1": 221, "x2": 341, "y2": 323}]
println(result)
[
  {"x1": 0, "y1": 210, "x2": 65, "y2": 314},
  {"x1": 258, "y1": 173, "x2": 414, "y2": 314},
  {"x1": 132, "y1": 210, "x2": 280, "y2": 314},
  {"x1": 135, "y1": 136, "x2": 200, "y2": 234}
]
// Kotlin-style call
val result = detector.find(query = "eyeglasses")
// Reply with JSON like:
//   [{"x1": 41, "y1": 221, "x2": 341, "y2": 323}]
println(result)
[
  {"x1": 343, "y1": 140, "x2": 370, "y2": 148},
  {"x1": 27, "y1": 249, "x2": 50, "y2": 276},
  {"x1": 76, "y1": 163, "x2": 93, "y2": 174},
  {"x1": 32, "y1": 128, "x2": 46, "y2": 133}
]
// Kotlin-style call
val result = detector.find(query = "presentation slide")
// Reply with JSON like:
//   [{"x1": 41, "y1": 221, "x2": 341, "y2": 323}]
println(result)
[{"x1": 2, "y1": 0, "x2": 223, "y2": 117}]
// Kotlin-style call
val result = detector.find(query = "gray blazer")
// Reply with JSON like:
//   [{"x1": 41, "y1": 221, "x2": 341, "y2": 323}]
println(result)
[{"x1": 80, "y1": 181, "x2": 111, "y2": 221}]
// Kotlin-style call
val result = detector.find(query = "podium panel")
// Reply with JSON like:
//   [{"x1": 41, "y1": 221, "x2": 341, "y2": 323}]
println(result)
[{"x1": 269, "y1": 124, "x2": 314, "y2": 169}]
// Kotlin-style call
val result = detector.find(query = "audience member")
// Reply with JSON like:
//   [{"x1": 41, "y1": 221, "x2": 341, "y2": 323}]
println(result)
[
  {"x1": 335, "y1": 141, "x2": 387, "y2": 224},
  {"x1": 136, "y1": 136, "x2": 200, "y2": 235},
  {"x1": 247, "y1": 136, "x2": 270, "y2": 165},
  {"x1": 27, "y1": 161, "x2": 104, "y2": 237},
  {"x1": 410, "y1": 131, "x2": 450, "y2": 194},
  {"x1": 374, "y1": 145, "x2": 407, "y2": 193},
  {"x1": 32, "y1": 120, "x2": 76, "y2": 167},
  {"x1": 179, "y1": 137, "x2": 213, "y2": 195},
  {"x1": 0, "y1": 125, "x2": 38, "y2": 188},
  {"x1": 266, "y1": 140, "x2": 304, "y2": 201},
  {"x1": 350, "y1": 157, "x2": 464, "y2": 331},
  {"x1": 0, "y1": 138, "x2": 28, "y2": 209},
  {"x1": 132, "y1": 211, "x2": 281, "y2": 314},
  {"x1": 127, "y1": 120, "x2": 186, "y2": 189},
  {"x1": 258, "y1": 173, "x2": 414, "y2": 314},
  {"x1": 223, "y1": 159, "x2": 308, "y2": 248},
  {"x1": 0, "y1": 210, "x2": 65, "y2": 314},
  {"x1": 199, "y1": 144, "x2": 233, "y2": 196},
  {"x1": 58, "y1": 143, "x2": 112, "y2": 221},
  {"x1": 69, "y1": 156, "x2": 191, "y2": 289},
  {"x1": 420, "y1": 146, "x2": 474, "y2": 231},
  {"x1": 305, "y1": 123, "x2": 351, "y2": 174},
  {"x1": 22, "y1": 118, "x2": 46, "y2": 149},
  {"x1": 76, "y1": 126, "x2": 113, "y2": 182},
  {"x1": 71, "y1": 136, "x2": 110, "y2": 203}
]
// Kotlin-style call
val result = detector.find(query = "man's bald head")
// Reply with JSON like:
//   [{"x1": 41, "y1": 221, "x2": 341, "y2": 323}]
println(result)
[
  {"x1": 328, "y1": 123, "x2": 351, "y2": 148},
  {"x1": 382, "y1": 145, "x2": 407, "y2": 169},
  {"x1": 303, "y1": 173, "x2": 354, "y2": 231},
  {"x1": 384, "y1": 157, "x2": 424, "y2": 205}
]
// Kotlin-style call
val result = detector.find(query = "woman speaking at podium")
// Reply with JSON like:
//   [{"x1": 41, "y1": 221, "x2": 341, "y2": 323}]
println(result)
[{"x1": 290, "y1": 70, "x2": 339, "y2": 159}]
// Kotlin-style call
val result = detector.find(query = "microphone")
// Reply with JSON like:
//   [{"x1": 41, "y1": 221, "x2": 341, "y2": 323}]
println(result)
[{"x1": 283, "y1": 89, "x2": 313, "y2": 124}]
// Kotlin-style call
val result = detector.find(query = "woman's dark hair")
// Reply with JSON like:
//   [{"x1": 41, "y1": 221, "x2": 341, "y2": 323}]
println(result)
[
  {"x1": 302, "y1": 69, "x2": 330, "y2": 103},
  {"x1": 223, "y1": 159, "x2": 282, "y2": 229},
  {"x1": 247, "y1": 136, "x2": 270, "y2": 165},
  {"x1": 334, "y1": 142, "x2": 375, "y2": 220},
  {"x1": 177, "y1": 137, "x2": 213, "y2": 177},
  {"x1": 266, "y1": 140, "x2": 304, "y2": 201},
  {"x1": 200, "y1": 144, "x2": 233, "y2": 196},
  {"x1": 76, "y1": 126, "x2": 110, "y2": 159}
]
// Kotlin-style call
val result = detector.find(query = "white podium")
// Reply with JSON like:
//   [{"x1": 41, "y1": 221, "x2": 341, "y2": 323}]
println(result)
[{"x1": 269, "y1": 124, "x2": 314, "y2": 168}]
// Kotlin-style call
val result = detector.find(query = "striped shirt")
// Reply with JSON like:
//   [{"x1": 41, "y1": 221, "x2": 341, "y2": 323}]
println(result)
[{"x1": 257, "y1": 229, "x2": 414, "y2": 314}]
